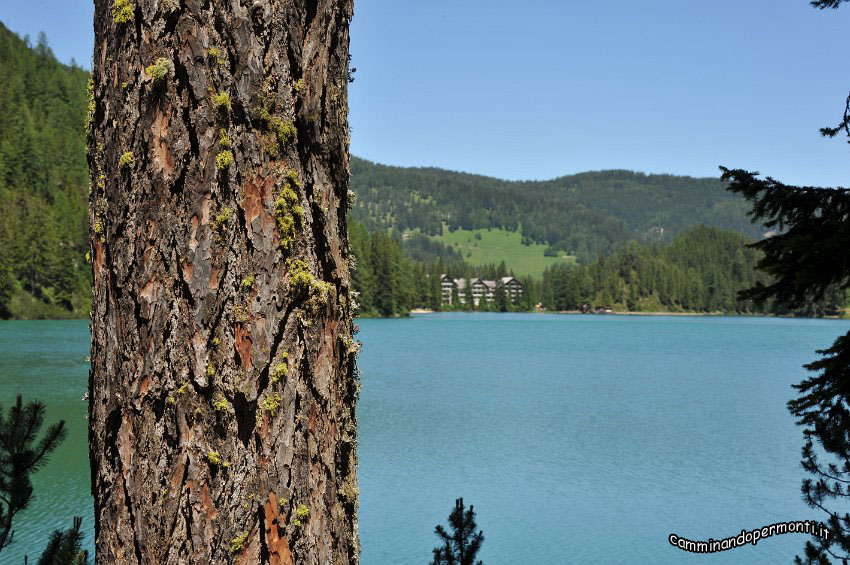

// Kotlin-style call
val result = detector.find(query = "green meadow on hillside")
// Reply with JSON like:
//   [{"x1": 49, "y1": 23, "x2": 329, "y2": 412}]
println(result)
[{"x1": 423, "y1": 226, "x2": 575, "y2": 278}]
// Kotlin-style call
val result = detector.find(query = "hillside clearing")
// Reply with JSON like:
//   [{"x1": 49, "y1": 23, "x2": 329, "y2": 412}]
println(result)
[{"x1": 423, "y1": 226, "x2": 575, "y2": 278}]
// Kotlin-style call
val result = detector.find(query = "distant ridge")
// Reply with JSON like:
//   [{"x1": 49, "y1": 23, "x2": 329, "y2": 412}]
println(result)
[
  {"x1": 0, "y1": 20, "x2": 762, "y2": 318},
  {"x1": 350, "y1": 156, "x2": 760, "y2": 263}
]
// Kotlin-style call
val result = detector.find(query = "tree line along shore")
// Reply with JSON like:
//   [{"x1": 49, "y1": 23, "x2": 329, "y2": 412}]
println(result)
[{"x1": 0, "y1": 23, "x2": 846, "y2": 320}]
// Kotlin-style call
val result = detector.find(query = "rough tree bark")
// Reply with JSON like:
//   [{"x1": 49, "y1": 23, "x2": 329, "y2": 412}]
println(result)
[{"x1": 86, "y1": 0, "x2": 359, "y2": 562}]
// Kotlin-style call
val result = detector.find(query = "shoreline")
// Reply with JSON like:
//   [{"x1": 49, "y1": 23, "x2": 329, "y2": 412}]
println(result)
[
  {"x1": 408, "y1": 309, "x2": 849, "y2": 320},
  {"x1": 1, "y1": 310, "x2": 847, "y2": 322},
  {"x1": 557, "y1": 310, "x2": 727, "y2": 317}
]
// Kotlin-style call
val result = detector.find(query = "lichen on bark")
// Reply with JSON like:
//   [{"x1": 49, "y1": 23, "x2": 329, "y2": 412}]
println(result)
[{"x1": 86, "y1": 0, "x2": 359, "y2": 562}]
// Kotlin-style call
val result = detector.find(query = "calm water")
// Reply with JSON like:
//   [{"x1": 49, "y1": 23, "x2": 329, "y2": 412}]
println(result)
[{"x1": 1, "y1": 314, "x2": 849, "y2": 563}]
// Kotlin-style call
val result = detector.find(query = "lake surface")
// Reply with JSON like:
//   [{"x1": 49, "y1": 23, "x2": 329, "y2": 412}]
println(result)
[{"x1": 1, "y1": 313, "x2": 849, "y2": 563}]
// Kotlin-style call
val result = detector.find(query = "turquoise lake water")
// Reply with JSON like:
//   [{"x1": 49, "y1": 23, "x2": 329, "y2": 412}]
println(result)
[{"x1": 1, "y1": 313, "x2": 849, "y2": 563}]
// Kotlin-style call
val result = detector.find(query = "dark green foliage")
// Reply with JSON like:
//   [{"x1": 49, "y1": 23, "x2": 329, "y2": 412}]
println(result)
[
  {"x1": 4, "y1": 25, "x2": 838, "y2": 323},
  {"x1": 350, "y1": 157, "x2": 761, "y2": 263},
  {"x1": 0, "y1": 395, "x2": 67, "y2": 553},
  {"x1": 369, "y1": 233, "x2": 398, "y2": 317},
  {"x1": 722, "y1": 168, "x2": 850, "y2": 311},
  {"x1": 349, "y1": 221, "x2": 460, "y2": 316},
  {"x1": 348, "y1": 224, "x2": 797, "y2": 316},
  {"x1": 789, "y1": 334, "x2": 850, "y2": 565},
  {"x1": 37, "y1": 516, "x2": 89, "y2": 565},
  {"x1": 349, "y1": 222, "x2": 412, "y2": 316},
  {"x1": 0, "y1": 263, "x2": 13, "y2": 319},
  {"x1": 399, "y1": 231, "x2": 463, "y2": 263},
  {"x1": 431, "y1": 498, "x2": 484, "y2": 565},
  {"x1": 726, "y1": 164, "x2": 850, "y2": 564},
  {"x1": 725, "y1": 4, "x2": 850, "y2": 560},
  {"x1": 348, "y1": 220, "x2": 534, "y2": 315},
  {"x1": 0, "y1": 24, "x2": 91, "y2": 318},
  {"x1": 817, "y1": 91, "x2": 849, "y2": 141},
  {"x1": 462, "y1": 283, "x2": 473, "y2": 312},
  {"x1": 811, "y1": 0, "x2": 849, "y2": 8},
  {"x1": 0, "y1": 24, "x2": 778, "y2": 320},
  {"x1": 494, "y1": 284, "x2": 508, "y2": 312},
  {"x1": 540, "y1": 226, "x2": 782, "y2": 313}
]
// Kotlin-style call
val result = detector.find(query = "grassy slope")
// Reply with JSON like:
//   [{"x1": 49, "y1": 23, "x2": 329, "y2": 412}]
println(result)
[
  {"x1": 350, "y1": 157, "x2": 762, "y2": 266},
  {"x1": 428, "y1": 226, "x2": 575, "y2": 278}
]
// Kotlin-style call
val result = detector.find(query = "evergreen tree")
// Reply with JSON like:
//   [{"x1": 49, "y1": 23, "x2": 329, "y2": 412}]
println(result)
[
  {"x1": 724, "y1": 167, "x2": 850, "y2": 564},
  {"x1": 18, "y1": 189, "x2": 58, "y2": 299},
  {"x1": 518, "y1": 276, "x2": 535, "y2": 310},
  {"x1": 349, "y1": 156, "x2": 762, "y2": 264},
  {"x1": 811, "y1": 1, "x2": 849, "y2": 9},
  {"x1": 0, "y1": 262, "x2": 12, "y2": 319},
  {"x1": 538, "y1": 225, "x2": 777, "y2": 314},
  {"x1": 371, "y1": 233, "x2": 396, "y2": 317},
  {"x1": 451, "y1": 287, "x2": 460, "y2": 309},
  {"x1": 428, "y1": 271, "x2": 442, "y2": 310},
  {"x1": 464, "y1": 283, "x2": 474, "y2": 311},
  {"x1": 0, "y1": 395, "x2": 67, "y2": 553},
  {"x1": 721, "y1": 5, "x2": 850, "y2": 561},
  {"x1": 431, "y1": 498, "x2": 485, "y2": 565},
  {"x1": 349, "y1": 222, "x2": 376, "y2": 315},
  {"x1": 0, "y1": 23, "x2": 90, "y2": 318},
  {"x1": 494, "y1": 284, "x2": 508, "y2": 312},
  {"x1": 52, "y1": 246, "x2": 78, "y2": 311},
  {"x1": 37, "y1": 516, "x2": 88, "y2": 565},
  {"x1": 390, "y1": 241, "x2": 412, "y2": 313}
]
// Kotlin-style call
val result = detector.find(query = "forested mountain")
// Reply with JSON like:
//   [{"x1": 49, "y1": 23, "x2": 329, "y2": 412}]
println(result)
[
  {"x1": 349, "y1": 220, "x2": 538, "y2": 316},
  {"x1": 0, "y1": 23, "x2": 90, "y2": 318},
  {"x1": 2, "y1": 24, "x2": 837, "y2": 320},
  {"x1": 541, "y1": 226, "x2": 767, "y2": 313},
  {"x1": 350, "y1": 157, "x2": 762, "y2": 262},
  {"x1": 350, "y1": 223, "x2": 848, "y2": 317}
]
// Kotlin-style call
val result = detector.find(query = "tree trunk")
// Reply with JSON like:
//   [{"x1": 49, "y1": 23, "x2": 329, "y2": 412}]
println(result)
[{"x1": 86, "y1": 1, "x2": 358, "y2": 562}]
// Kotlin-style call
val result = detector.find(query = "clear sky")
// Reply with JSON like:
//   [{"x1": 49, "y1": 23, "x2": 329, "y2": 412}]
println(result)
[{"x1": 3, "y1": 0, "x2": 850, "y2": 186}]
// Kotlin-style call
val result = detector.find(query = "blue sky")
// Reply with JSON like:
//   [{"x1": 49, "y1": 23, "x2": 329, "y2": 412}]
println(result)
[{"x1": 3, "y1": 0, "x2": 850, "y2": 185}]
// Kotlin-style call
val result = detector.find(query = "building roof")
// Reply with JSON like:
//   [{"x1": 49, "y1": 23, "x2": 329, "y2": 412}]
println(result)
[{"x1": 443, "y1": 276, "x2": 522, "y2": 290}]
